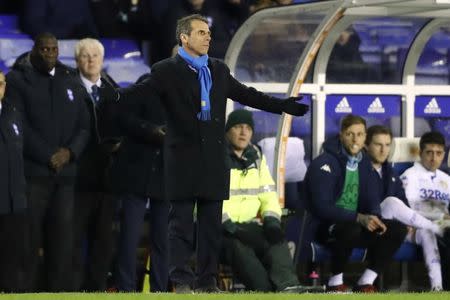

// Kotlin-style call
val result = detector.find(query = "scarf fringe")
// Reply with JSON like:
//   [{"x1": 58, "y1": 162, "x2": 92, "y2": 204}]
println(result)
[{"x1": 197, "y1": 110, "x2": 211, "y2": 121}]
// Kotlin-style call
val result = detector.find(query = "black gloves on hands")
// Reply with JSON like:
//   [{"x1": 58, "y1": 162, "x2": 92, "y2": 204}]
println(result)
[
  {"x1": 223, "y1": 220, "x2": 266, "y2": 250},
  {"x1": 222, "y1": 219, "x2": 239, "y2": 235},
  {"x1": 280, "y1": 96, "x2": 309, "y2": 116},
  {"x1": 263, "y1": 216, "x2": 284, "y2": 245}
]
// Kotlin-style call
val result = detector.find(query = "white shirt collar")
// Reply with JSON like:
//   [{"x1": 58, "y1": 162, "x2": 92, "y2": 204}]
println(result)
[
  {"x1": 49, "y1": 68, "x2": 55, "y2": 76},
  {"x1": 0, "y1": 102, "x2": 2, "y2": 116},
  {"x1": 80, "y1": 74, "x2": 101, "y2": 93}
]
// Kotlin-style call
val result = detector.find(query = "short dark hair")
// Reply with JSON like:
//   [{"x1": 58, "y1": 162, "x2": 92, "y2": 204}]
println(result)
[
  {"x1": 365, "y1": 125, "x2": 392, "y2": 146},
  {"x1": 420, "y1": 131, "x2": 446, "y2": 151},
  {"x1": 340, "y1": 114, "x2": 366, "y2": 133},
  {"x1": 176, "y1": 14, "x2": 209, "y2": 46},
  {"x1": 33, "y1": 32, "x2": 57, "y2": 46}
]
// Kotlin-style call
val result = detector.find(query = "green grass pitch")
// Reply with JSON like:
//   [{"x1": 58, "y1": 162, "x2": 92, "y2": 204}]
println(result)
[{"x1": 1, "y1": 293, "x2": 449, "y2": 300}]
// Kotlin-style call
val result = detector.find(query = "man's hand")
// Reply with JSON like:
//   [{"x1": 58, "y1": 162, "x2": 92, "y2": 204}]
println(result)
[
  {"x1": 280, "y1": 96, "x2": 309, "y2": 116},
  {"x1": 263, "y1": 216, "x2": 284, "y2": 244},
  {"x1": 49, "y1": 148, "x2": 71, "y2": 172},
  {"x1": 357, "y1": 213, "x2": 387, "y2": 235},
  {"x1": 99, "y1": 78, "x2": 119, "y2": 101}
]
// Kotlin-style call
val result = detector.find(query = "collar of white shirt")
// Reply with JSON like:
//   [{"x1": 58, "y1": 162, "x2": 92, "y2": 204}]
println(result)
[
  {"x1": 49, "y1": 68, "x2": 55, "y2": 76},
  {"x1": 80, "y1": 74, "x2": 101, "y2": 94}
]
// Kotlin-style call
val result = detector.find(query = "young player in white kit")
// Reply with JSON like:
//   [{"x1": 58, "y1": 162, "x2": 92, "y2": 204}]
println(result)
[
  {"x1": 365, "y1": 127, "x2": 450, "y2": 291},
  {"x1": 400, "y1": 131, "x2": 450, "y2": 291}
]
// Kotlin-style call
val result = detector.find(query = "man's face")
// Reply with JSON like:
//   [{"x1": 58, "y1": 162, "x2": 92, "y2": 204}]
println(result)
[
  {"x1": 340, "y1": 123, "x2": 366, "y2": 156},
  {"x1": 181, "y1": 19, "x2": 211, "y2": 57},
  {"x1": 420, "y1": 143, "x2": 445, "y2": 172},
  {"x1": 366, "y1": 133, "x2": 392, "y2": 165},
  {"x1": 32, "y1": 37, "x2": 58, "y2": 72},
  {"x1": 226, "y1": 124, "x2": 253, "y2": 152},
  {"x1": 76, "y1": 45, "x2": 103, "y2": 80},
  {"x1": 0, "y1": 73, "x2": 6, "y2": 102}
]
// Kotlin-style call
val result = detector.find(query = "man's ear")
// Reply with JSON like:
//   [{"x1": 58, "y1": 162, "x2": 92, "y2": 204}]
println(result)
[{"x1": 180, "y1": 33, "x2": 188, "y2": 44}]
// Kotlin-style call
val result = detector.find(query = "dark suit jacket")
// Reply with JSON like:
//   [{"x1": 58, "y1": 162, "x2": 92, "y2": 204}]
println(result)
[
  {"x1": 122, "y1": 55, "x2": 285, "y2": 201},
  {"x1": 111, "y1": 73, "x2": 166, "y2": 200},
  {"x1": 75, "y1": 72, "x2": 121, "y2": 192},
  {"x1": 0, "y1": 101, "x2": 27, "y2": 214},
  {"x1": 6, "y1": 56, "x2": 90, "y2": 181}
]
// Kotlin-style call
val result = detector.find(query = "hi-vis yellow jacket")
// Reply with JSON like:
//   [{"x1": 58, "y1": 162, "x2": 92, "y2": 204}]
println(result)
[{"x1": 222, "y1": 144, "x2": 282, "y2": 224}]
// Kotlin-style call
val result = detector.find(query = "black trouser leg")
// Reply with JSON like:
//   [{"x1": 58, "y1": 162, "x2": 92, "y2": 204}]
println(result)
[
  {"x1": 195, "y1": 199, "x2": 223, "y2": 288},
  {"x1": 45, "y1": 183, "x2": 74, "y2": 292},
  {"x1": 0, "y1": 213, "x2": 31, "y2": 292},
  {"x1": 86, "y1": 192, "x2": 116, "y2": 291},
  {"x1": 222, "y1": 236, "x2": 272, "y2": 292},
  {"x1": 149, "y1": 200, "x2": 169, "y2": 292},
  {"x1": 27, "y1": 180, "x2": 53, "y2": 292},
  {"x1": 73, "y1": 191, "x2": 93, "y2": 291},
  {"x1": 265, "y1": 242, "x2": 299, "y2": 290},
  {"x1": 168, "y1": 200, "x2": 195, "y2": 287},
  {"x1": 365, "y1": 219, "x2": 407, "y2": 274},
  {"x1": 328, "y1": 222, "x2": 363, "y2": 275}
]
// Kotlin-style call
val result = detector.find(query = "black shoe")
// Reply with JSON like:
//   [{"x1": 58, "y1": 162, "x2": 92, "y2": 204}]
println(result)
[
  {"x1": 174, "y1": 283, "x2": 193, "y2": 294},
  {"x1": 194, "y1": 285, "x2": 223, "y2": 293}
]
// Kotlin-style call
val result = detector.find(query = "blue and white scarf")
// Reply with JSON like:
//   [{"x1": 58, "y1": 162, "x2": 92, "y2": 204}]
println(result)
[
  {"x1": 342, "y1": 146, "x2": 363, "y2": 171},
  {"x1": 178, "y1": 47, "x2": 212, "y2": 121}
]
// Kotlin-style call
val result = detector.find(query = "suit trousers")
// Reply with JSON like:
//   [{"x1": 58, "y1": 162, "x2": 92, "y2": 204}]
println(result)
[
  {"x1": 73, "y1": 191, "x2": 117, "y2": 291},
  {"x1": 26, "y1": 179, "x2": 74, "y2": 292},
  {"x1": 0, "y1": 213, "x2": 31, "y2": 292},
  {"x1": 168, "y1": 199, "x2": 222, "y2": 288},
  {"x1": 116, "y1": 194, "x2": 169, "y2": 292}
]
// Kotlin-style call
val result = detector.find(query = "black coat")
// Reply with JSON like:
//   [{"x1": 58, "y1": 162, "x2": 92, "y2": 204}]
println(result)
[
  {"x1": 0, "y1": 101, "x2": 26, "y2": 214},
  {"x1": 75, "y1": 72, "x2": 121, "y2": 192},
  {"x1": 122, "y1": 55, "x2": 286, "y2": 201},
  {"x1": 111, "y1": 73, "x2": 166, "y2": 200},
  {"x1": 373, "y1": 161, "x2": 408, "y2": 205},
  {"x1": 6, "y1": 56, "x2": 90, "y2": 181}
]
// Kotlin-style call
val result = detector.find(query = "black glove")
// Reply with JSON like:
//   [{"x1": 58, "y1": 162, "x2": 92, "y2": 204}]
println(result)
[
  {"x1": 222, "y1": 219, "x2": 239, "y2": 235},
  {"x1": 263, "y1": 216, "x2": 284, "y2": 244},
  {"x1": 280, "y1": 96, "x2": 309, "y2": 116},
  {"x1": 235, "y1": 222, "x2": 267, "y2": 250},
  {"x1": 223, "y1": 221, "x2": 266, "y2": 250},
  {"x1": 99, "y1": 78, "x2": 120, "y2": 102}
]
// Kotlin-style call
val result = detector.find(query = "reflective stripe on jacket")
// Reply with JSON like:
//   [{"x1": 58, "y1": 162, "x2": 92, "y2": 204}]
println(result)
[{"x1": 222, "y1": 144, "x2": 282, "y2": 223}]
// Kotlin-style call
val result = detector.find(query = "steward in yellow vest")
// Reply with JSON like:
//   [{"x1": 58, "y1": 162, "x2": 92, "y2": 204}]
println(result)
[{"x1": 220, "y1": 109, "x2": 302, "y2": 292}]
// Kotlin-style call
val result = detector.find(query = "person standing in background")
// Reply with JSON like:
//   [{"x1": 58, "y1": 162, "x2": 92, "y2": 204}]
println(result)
[{"x1": 6, "y1": 32, "x2": 89, "y2": 292}]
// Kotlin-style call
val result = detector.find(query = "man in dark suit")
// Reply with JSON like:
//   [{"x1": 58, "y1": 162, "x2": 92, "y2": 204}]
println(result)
[
  {"x1": 6, "y1": 32, "x2": 90, "y2": 292},
  {"x1": 111, "y1": 73, "x2": 169, "y2": 292},
  {"x1": 106, "y1": 14, "x2": 309, "y2": 293},
  {"x1": 72, "y1": 38, "x2": 121, "y2": 292},
  {"x1": 0, "y1": 70, "x2": 30, "y2": 292}
]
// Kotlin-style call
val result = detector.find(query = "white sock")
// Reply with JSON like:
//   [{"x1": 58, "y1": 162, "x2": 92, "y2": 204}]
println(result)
[
  {"x1": 380, "y1": 197, "x2": 440, "y2": 234},
  {"x1": 328, "y1": 273, "x2": 343, "y2": 287},
  {"x1": 415, "y1": 228, "x2": 443, "y2": 290},
  {"x1": 357, "y1": 268, "x2": 378, "y2": 285}
]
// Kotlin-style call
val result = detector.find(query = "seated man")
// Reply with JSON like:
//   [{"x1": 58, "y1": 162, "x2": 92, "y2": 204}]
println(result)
[
  {"x1": 400, "y1": 131, "x2": 450, "y2": 291},
  {"x1": 220, "y1": 109, "x2": 305, "y2": 293},
  {"x1": 303, "y1": 114, "x2": 407, "y2": 293},
  {"x1": 365, "y1": 125, "x2": 450, "y2": 291}
]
